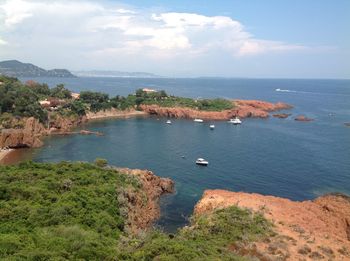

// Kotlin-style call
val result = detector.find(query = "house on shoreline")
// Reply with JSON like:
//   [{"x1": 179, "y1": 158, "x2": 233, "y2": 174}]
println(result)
[{"x1": 142, "y1": 88, "x2": 157, "y2": 93}]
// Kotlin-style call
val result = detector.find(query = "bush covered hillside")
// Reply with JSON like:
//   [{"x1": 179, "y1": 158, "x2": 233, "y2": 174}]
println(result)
[
  {"x1": 0, "y1": 76, "x2": 75, "y2": 123},
  {"x1": 119, "y1": 206, "x2": 273, "y2": 261},
  {"x1": 0, "y1": 161, "x2": 274, "y2": 260},
  {"x1": 135, "y1": 88, "x2": 234, "y2": 111},
  {"x1": 0, "y1": 161, "x2": 142, "y2": 260}
]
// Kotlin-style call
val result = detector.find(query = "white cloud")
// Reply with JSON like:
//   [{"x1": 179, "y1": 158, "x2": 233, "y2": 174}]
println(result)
[
  {"x1": 116, "y1": 8, "x2": 136, "y2": 14},
  {"x1": 0, "y1": 0, "x2": 311, "y2": 73},
  {"x1": 1, "y1": 0, "x2": 33, "y2": 27},
  {"x1": 0, "y1": 37, "x2": 7, "y2": 45}
]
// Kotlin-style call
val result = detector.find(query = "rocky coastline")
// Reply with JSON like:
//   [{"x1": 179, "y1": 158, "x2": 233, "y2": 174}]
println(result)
[
  {"x1": 114, "y1": 167, "x2": 174, "y2": 233},
  {"x1": 0, "y1": 100, "x2": 292, "y2": 153},
  {"x1": 195, "y1": 189, "x2": 350, "y2": 260},
  {"x1": 140, "y1": 99, "x2": 292, "y2": 120},
  {"x1": 0, "y1": 109, "x2": 145, "y2": 156}
]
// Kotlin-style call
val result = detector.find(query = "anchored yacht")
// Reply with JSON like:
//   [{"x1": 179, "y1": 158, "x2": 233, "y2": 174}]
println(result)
[
  {"x1": 196, "y1": 158, "x2": 209, "y2": 166},
  {"x1": 228, "y1": 117, "x2": 242, "y2": 125}
]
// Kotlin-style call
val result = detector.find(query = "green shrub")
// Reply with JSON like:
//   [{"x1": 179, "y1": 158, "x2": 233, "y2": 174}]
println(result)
[
  {"x1": 119, "y1": 206, "x2": 273, "y2": 260},
  {"x1": 0, "y1": 161, "x2": 139, "y2": 259},
  {"x1": 94, "y1": 158, "x2": 108, "y2": 167}
]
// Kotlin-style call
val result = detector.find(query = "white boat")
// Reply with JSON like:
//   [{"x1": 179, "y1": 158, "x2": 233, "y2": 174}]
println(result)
[
  {"x1": 209, "y1": 124, "x2": 215, "y2": 129},
  {"x1": 196, "y1": 158, "x2": 208, "y2": 166},
  {"x1": 194, "y1": 118, "x2": 203, "y2": 123},
  {"x1": 166, "y1": 120, "x2": 172, "y2": 124},
  {"x1": 228, "y1": 117, "x2": 242, "y2": 125}
]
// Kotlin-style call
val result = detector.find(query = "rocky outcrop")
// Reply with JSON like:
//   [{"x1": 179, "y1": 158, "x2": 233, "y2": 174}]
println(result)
[
  {"x1": 0, "y1": 117, "x2": 46, "y2": 148},
  {"x1": 79, "y1": 130, "x2": 104, "y2": 136},
  {"x1": 195, "y1": 190, "x2": 350, "y2": 260},
  {"x1": 234, "y1": 100, "x2": 292, "y2": 118},
  {"x1": 0, "y1": 109, "x2": 146, "y2": 150},
  {"x1": 273, "y1": 113, "x2": 292, "y2": 119},
  {"x1": 140, "y1": 100, "x2": 292, "y2": 120},
  {"x1": 295, "y1": 115, "x2": 314, "y2": 122},
  {"x1": 48, "y1": 114, "x2": 87, "y2": 133},
  {"x1": 115, "y1": 167, "x2": 174, "y2": 233}
]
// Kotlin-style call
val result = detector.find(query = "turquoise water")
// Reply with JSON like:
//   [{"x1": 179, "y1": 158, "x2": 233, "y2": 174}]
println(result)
[{"x1": 21, "y1": 78, "x2": 350, "y2": 231}]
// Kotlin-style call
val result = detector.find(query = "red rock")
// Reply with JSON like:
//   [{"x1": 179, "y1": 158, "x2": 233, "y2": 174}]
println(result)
[
  {"x1": 114, "y1": 167, "x2": 174, "y2": 233},
  {"x1": 295, "y1": 115, "x2": 314, "y2": 122},
  {"x1": 194, "y1": 190, "x2": 350, "y2": 260},
  {"x1": 0, "y1": 117, "x2": 45, "y2": 148},
  {"x1": 140, "y1": 100, "x2": 292, "y2": 120},
  {"x1": 273, "y1": 113, "x2": 291, "y2": 119}
]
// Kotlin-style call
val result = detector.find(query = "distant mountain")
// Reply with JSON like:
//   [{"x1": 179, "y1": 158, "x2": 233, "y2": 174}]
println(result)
[
  {"x1": 73, "y1": 70, "x2": 161, "y2": 78},
  {"x1": 0, "y1": 60, "x2": 76, "y2": 78}
]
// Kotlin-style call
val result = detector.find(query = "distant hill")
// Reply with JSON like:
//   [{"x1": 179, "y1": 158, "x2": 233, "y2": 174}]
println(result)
[
  {"x1": 73, "y1": 70, "x2": 161, "y2": 78},
  {"x1": 0, "y1": 60, "x2": 76, "y2": 78}
]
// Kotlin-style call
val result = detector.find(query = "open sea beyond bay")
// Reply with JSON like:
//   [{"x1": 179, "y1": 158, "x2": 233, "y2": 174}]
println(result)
[{"x1": 13, "y1": 77, "x2": 350, "y2": 231}]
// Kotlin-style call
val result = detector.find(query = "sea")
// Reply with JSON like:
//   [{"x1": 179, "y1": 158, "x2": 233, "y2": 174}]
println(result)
[{"x1": 9, "y1": 77, "x2": 350, "y2": 232}]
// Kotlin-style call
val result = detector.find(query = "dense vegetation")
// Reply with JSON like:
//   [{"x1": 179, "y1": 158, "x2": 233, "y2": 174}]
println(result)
[
  {"x1": 0, "y1": 160, "x2": 273, "y2": 260},
  {"x1": 119, "y1": 206, "x2": 273, "y2": 260},
  {"x1": 0, "y1": 76, "x2": 73, "y2": 123},
  {"x1": 0, "y1": 75, "x2": 234, "y2": 128},
  {"x1": 135, "y1": 88, "x2": 234, "y2": 111},
  {"x1": 0, "y1": 161, "x2": 141, "y2": 260}
]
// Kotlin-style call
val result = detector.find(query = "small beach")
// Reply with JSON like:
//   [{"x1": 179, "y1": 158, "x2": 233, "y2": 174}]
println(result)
[{"x1": 86, "y1": 109, "x2": 147, "y2": 120}]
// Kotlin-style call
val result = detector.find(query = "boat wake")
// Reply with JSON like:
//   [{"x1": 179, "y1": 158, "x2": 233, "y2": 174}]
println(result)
[
  {"x1": 275, "y1": 88, "x2": 350, "y2": 96},
  {"x1": 275, "y1": 88, "x2": 297, "y2": 93}
]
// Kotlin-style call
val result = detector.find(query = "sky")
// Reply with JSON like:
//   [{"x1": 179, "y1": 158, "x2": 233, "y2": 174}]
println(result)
[{"x1": 0, "y1": 0, "x2": 349, "y2": 78}]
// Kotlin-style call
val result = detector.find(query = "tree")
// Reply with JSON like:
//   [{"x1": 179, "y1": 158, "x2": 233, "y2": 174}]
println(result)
[
  {"x1": 13, "y1": 87, "x2": 48, "y2": 122},
  {"x1": 94, "y1": 158, "x2": 108, "y2": 167},
  {"x1": 67, "y1": 100, "x2": 87, "y2": 116},
  {"x1": 80, "y1": 91, "x2": 110, "y2": 112},
  {"x1": 50, "y1": 84, "x2": 72, "y2": 99},
  {"x1": 25, "y1": 81, "x2": 51, "y2": 97}
]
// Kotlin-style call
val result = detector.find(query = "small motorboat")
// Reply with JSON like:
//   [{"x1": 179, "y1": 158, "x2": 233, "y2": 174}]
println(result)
[
  {"x1": 196, "y1": 158, "x2": 208, "y2": 166},
  {"x1": 228, "y1": 117, "x2": 242, "y2": 125},
  {"x1": 194, "y1": 118, "x2": 203, "y2": 123},
  {"x1": 209, "y1": 124, "x2": 215, "y2": 129},
  {"x1": 166, "y1": 120, "x2": 172, "y2": 124}
]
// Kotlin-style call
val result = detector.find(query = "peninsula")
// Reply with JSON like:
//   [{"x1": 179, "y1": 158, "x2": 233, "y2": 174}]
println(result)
[{"x1": 0, "y1": 60, "x2": 75, "y2": 78}]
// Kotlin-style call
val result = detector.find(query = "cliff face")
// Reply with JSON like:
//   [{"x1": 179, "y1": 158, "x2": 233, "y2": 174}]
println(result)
[
  {"x1": 140, "y1": 100, "x2": 292, "y2": 120},
  {"x1": 0, "y1": 115, "x2": 88, "y2": 149},
  {"x1": 48, "y1": 114, "x2": 87, "y2": 133},
  {"x1": 195, "y1": 190, "x2": 350, "y2": 260},
  {"x1": 115, "y1": 167, "x2": 174, "y2": 233},
  {"x1": 0, "y1": 117, "x2": 46, "y2": 148}
]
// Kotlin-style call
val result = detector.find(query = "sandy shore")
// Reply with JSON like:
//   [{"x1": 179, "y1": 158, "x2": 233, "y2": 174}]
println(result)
[
  {"x1": 0, "y1": 149, "x2": 14, "y2": 163},
  {"x1": 86, "y1": 109, "x2": 147, "y2": 121}
]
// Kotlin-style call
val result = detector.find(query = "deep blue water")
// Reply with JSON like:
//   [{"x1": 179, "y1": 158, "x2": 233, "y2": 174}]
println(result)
[{"x1": 19, "y1": 77, "x2": 350, "y2": 231}]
